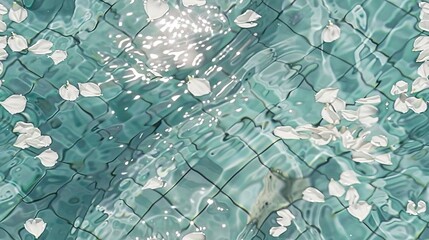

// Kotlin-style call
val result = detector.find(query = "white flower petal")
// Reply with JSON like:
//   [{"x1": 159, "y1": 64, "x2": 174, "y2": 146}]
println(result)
[
  {"x1": 341, "y1": 110, "x2": 359, "y2": 121},
  {"x1": 374, "y1": 153, "x2": 392, "y2": 165},
  {"x1": 328, "y1": 179, "x2": 345, "y2": 197},
  {"x1": 59, "y1": 82, "x2": 79, "y2": 101},
  {"x1": 371, "y1": 135, "x2": 388, "y2": 147},
  {"x1": 331, "y1": 98, "x2": 346, "y2": 112},
  {"x1": 13, "y1": 121, "x2": 35, "y2": 134},
  {"x1": 412, "y1": 77, "x2": 429, "y2": 93},
  {"x1": 390, "y1": 81, "x2": 408, "y2": 95},
  {"x1": 417, "y1": 200, "x2": 426, "y2": 214},
  {"x1": 276, "y1": 209, "x2": 295, "y2": 227},
  {"x1": 418, "y1": 62, "x2": 429, "y2": 77},
  {"x1": 355, "y1": 95, "x2": 381, "y2": 105},
  {"x1": 420, "y1": 2, "x2": 429, "y2": 14},
  {"x1": 0, "y1": 36, "x2": 6, "y2": 48},
  {"x1": 36, "y1": 149, "x2": 58, "y2": 167},
  {"x1": 182, "y1": 232, "x2": 206, "y2": 240},
  {"x1": 142, "y1": 177, "x2": 165, "y2": 190},
  {"x1": 417, "y1": 48, "x2": 429, "y2": 62},
  {"x1": 144, "y1": 0, "x2": 169, "y2": 20},
  {"x1": 302, "y1": 187, "x2": 325, "y2": 203},
  {"x1": 0, "y1": 20, "x2": 6, "y2": 32},
  {"x1": 322, "y1": 21, "x2": 341, "y2": 43},
  {"x1": 405, "y1": 97, "x2": 427, "y2": 114},
  {"x1": 7, "y1": 34, "x2": 28, "y2": 52},
  {"x1": 24, "y1": 218, "x2": 46, "y2": 239},
  {"x1": 345, "y1": 186, "x2": 360, "y2": 205},
  {"x1": 9, "y1": 3, "x2": 28, "y2": 23},
  {"x1": 394, "y1": 94, "x2": 409, "y2": 113},
  {"x1": 187, "y1": 76, "x2": 211, "y2": 97},
  {"x1": 49, "y1": 50, "x2": 67, "y2": 65},
  {"x1": 28, "y1": 39, "x2": 53, "y2": 55},
  {"x1": 0, "y1": 48, "x2": 8, "y2": 61},
  {"x1": 269, "y1": 226, "x2": 287, "y2": 237},
  {"x1": 273, "y1": 126, "x2": 300, "y2": 140},
  {"x1": 339, "y1": 170, "x2": 360, "y2": 186},
  {"x1": 321, "y1": 104, "x2": 340, "y2": 124},
  {"x1": 352, "y1": 151, "x2": 375, "y2": 163},
  {"x1": 78, "y1": 83, "x2": 102, "y2": 97},
  {"x1": 341, "y1": 130, "x2": 356, "y2": 149},
  {"x1": 406, "y1": 201, "x2": 418, "y2": 215},
  {"x1": 358, "y1": 105, "x2": 378, "y2": 117},
  {"x1": 347, "y1": 201, "x2": 371, "y2": 222},
  {"x1": 26, "y1": 135, "x2": 52, "y2": 148},
  {"x1": 0, "y1": 4, "x2": 7, "y2": 15},
  {"x1": 0, "y1": 94, "x2": 26, "y2": 114},
  {"x1": 182, "y1": 0, "x2": 206, "y2": 7},
  {"x1": 413, "y1": 36, "x2": 429, "y2": 52},
  {"x1": 234, "y1": 10, "x2": 261, "y2": 28},
  {"x1": 315, "y1": 88, "x2": 339, "y2": 103}
]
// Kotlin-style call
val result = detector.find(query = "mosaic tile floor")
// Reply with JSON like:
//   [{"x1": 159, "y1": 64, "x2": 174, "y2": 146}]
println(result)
[{"x1": 1, "y1": 0, "x2": 429, "y2": 239}]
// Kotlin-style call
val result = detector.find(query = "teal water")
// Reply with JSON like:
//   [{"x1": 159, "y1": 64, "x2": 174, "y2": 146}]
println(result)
[{"x1": 0, "y1": 0, "x2": 428, "y2": 239}]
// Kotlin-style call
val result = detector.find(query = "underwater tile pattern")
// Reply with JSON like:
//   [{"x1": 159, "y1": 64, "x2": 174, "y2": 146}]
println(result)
[{"x1": 0, "y1": 0, "x2": 429, "y2": 239}]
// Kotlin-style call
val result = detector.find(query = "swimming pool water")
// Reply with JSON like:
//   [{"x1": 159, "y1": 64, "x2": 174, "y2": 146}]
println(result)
[{"x1": 0, "y1": 0, "x2": 428, "y2": 239}]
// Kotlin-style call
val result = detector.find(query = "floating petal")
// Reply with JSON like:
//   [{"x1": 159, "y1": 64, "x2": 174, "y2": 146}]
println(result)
[
  {"x1": 341, "y1": 110, "x2": 359, "y2": 121},
  {"x1": 321, "y1": 104, "x2": 340, "y2": 124},
  {"x1": 269, "y1": 226, "x2": 287, "y2": 237},
  {"x1": 7, "y1": 34, "x2": 28, "y2": 52},
  {"x1": 143, "y1": 177, "x2": 165, "y2": 190},
  {"x1": 355, "y1": 95, "x2": 381, "y2": 105},
  {"x1": 276, "y1": 209, "x2": 295, "y2": 227},
  {"x1": 182, "y1": 0, "x2": 206, "y2": 7},
  {"x1": 352, "y1": 151, "x2": 375, "y2": 163},
  {"x1": 345, "y1": 186, "x2": 360, "y2": 205},
  {"x1": 49, "y1": 50, "x2": 67, "y2": 65},
  {"x1": 347, "y1": 201, "x2": 371, "y2": 222},
  {"x1": 187, "y1": 76, "x2": 211, "y2": 97},
  {"x1": 0, "y1": 4, "x2": 7, "y2": 15},
  {"x1": 407, "y1": 201, "x2": 418, "y2": 215},
  {"x1": 390, "y1": 81, "x2": 408, "y2": 95},
  {"x1": 322, "y1": 21, "x2": 341, "y2": 43},
  {"x1": 302, "y1": 187, "x2": 325, "y2": 203},
  {"x1": 414, "y1": 36, "x2": 429, "y2": 51},
  {"x1": 417, "y1": 200, "x2": 427, "y2": 214},
  {"x1": 315, "y1": 88, "x2": 339, "y2": 103},
  {"x1": 370, "y1": 135, "x2": 388, "y2": 147},
  {"x1": 234, "y1": 10, "x2": 261, "y2": 28},
  {"x1": 339, "y1": 170, "x2": 360, "y2": 186},
  {"x1": 273, "y1": 126, "x2": 300, "y2": 140},
  {"x1": 406, "y1": 97, "x2": 427, "y2": 114},
  {"x1": 9, "y1": 3, "x2": 28, "y2": 23},
  {"x1": 328, "y1": 179, "x2": 345, "y2": 197},
  {"x1": 13, "y1": 121, "x2": 35, "y2": 134},
  {"x1": 0, "y1": 36, "x2": 6, "y2": 48},
  {"x1": 393, "y1": 94, "x2": 409, "y2": 113},
  {"x1": 36, "y1": 149, "x2": 58, "y2": 167},
  {"x1": 24, "y1": 218, "x2": 46, "y2": 239},
  {"x1": 78, "y1": 83, "x2": 102, "y2": 97},
  {"x1": 28, "y1": 39, "x2": 53, "y2": 55},
  {"x1": 412, "y1": 77, "x2": 429, "y2": 93},
  {"x1": 144, "y1": 0, "x2": 169, "y2": 20},
  {"x1": 182, "y1": 232, "x2": 205, "y2": 240},
  {"x1": 374, "y1": 153, "x2": 392, "y2": 165},
  {"x1": 59, "y1": 82, "x2": 79, "y2": 101},
  {"x1": 0, "y1": 48, "x2": 8, "y2": 60},
  {"x1": 0, "y1": 94, "x2": 26, "y2": 114},
  {"x1": 418, "y1": 61, "x2": 429, "y2": 77},
  {"x1": 0, "y1": 20, "x2": 5, "y2": 32},
  {"x1": 417, "y1": 48, "x2": 429, "y2": 62},
  {"x1": 26, "y1": 135, "x2": 52, "y2": 148}
]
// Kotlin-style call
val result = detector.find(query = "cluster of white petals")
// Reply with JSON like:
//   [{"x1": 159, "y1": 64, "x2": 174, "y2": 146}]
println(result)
[
  {"x1": 13, "y1": 122, "x2": 58, "y2": 167},
  {"x1": 391, "y1": 80, "x2": 427, "y2": 114},
  {"x1": 406, "y1": 200, "x2": 426, "y2": 216},
  {"x1": 59, "y1": 81, "x2": 102, "y2": 101},
  {"x1": 269, "y1": 209, "x2": 295, "y2": 237},
  {"x1": 274, "y1": 88, "x2": 391, "y2": 165}
]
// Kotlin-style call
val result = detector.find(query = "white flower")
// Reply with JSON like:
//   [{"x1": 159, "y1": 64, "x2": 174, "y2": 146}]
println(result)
[
  {"x1": 78, "y1": 83, "x2": 102, "y2": 97},
  {"x1": 339, "y1": 170, "x2": 360, "y2": 186},
  {"x1": 182, "y1": 0, "x2": 206, "y2": 7},
  {"x1": 315, "y1": 88, "x2": 339, "y2": 103},
  {"x1": 9, "y1": 3, "x2": 28, "y2": 23},
  {"x1": 28, "y1": 39, "x2": 53, "y2": 54},
  {"x1": 187, "y1": 76, "x2": 211, "y2": 97},
  {"x1": 0, "y1": 94, "x2": 26, "y2": 114},
  {"x1": 142, "y1": 177, "x2": 165, "y2": 190},
  {"x1": 59, "y1": 82, "x2": 79, "y2": 101},
  {"x1": 390, "y1": 81, "x2": 408, "y2": 95},
  {"x1": 302, "y1": 187, "x2": 325, "y2": 203},
  {"x1": 269, "y1": 226, "x2": 287, "y2": 237},
  {"x1": 7, "y1": 34, "x2": 28, "y2": 52},
  {"x1": 322, "y1": 21, "x2": 341, "y2": 43},
  {"x1": 24, "y1": 218, "x2": 46, "y2": 239},
  {"x1": 49, "y1": 50, "x2": 67, "y2": 65},
  {"x1": 36, "y1": 149, "x2": 58, "y2": 167},
  {"x1": 273, "y1": 126, "x2": 300, "y2": 140},
  {"x1": 411, "y1": 77, "x2": 429, "y2": 93},
  {"x1": 144, "y1": 0, "x2": 169, "y2": 20},
  {"x1": 182, "y1": 232, "x2": 206, "y2": 240},
  {"x1": 345, "y1": 186, "x2": 360, "y2": 205},
  {"x1": 328, "y1": 179, "x2": 345, "y2": 197},
  {"x1": 406, "y1": 200, "x2": 426, "y2": 216},
  {"x1": 234, "y1": 10, "x2": 261, "y2": 28},
  {"x1": 347, "y1": 201, "x2": 371, "y2": 222}
]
